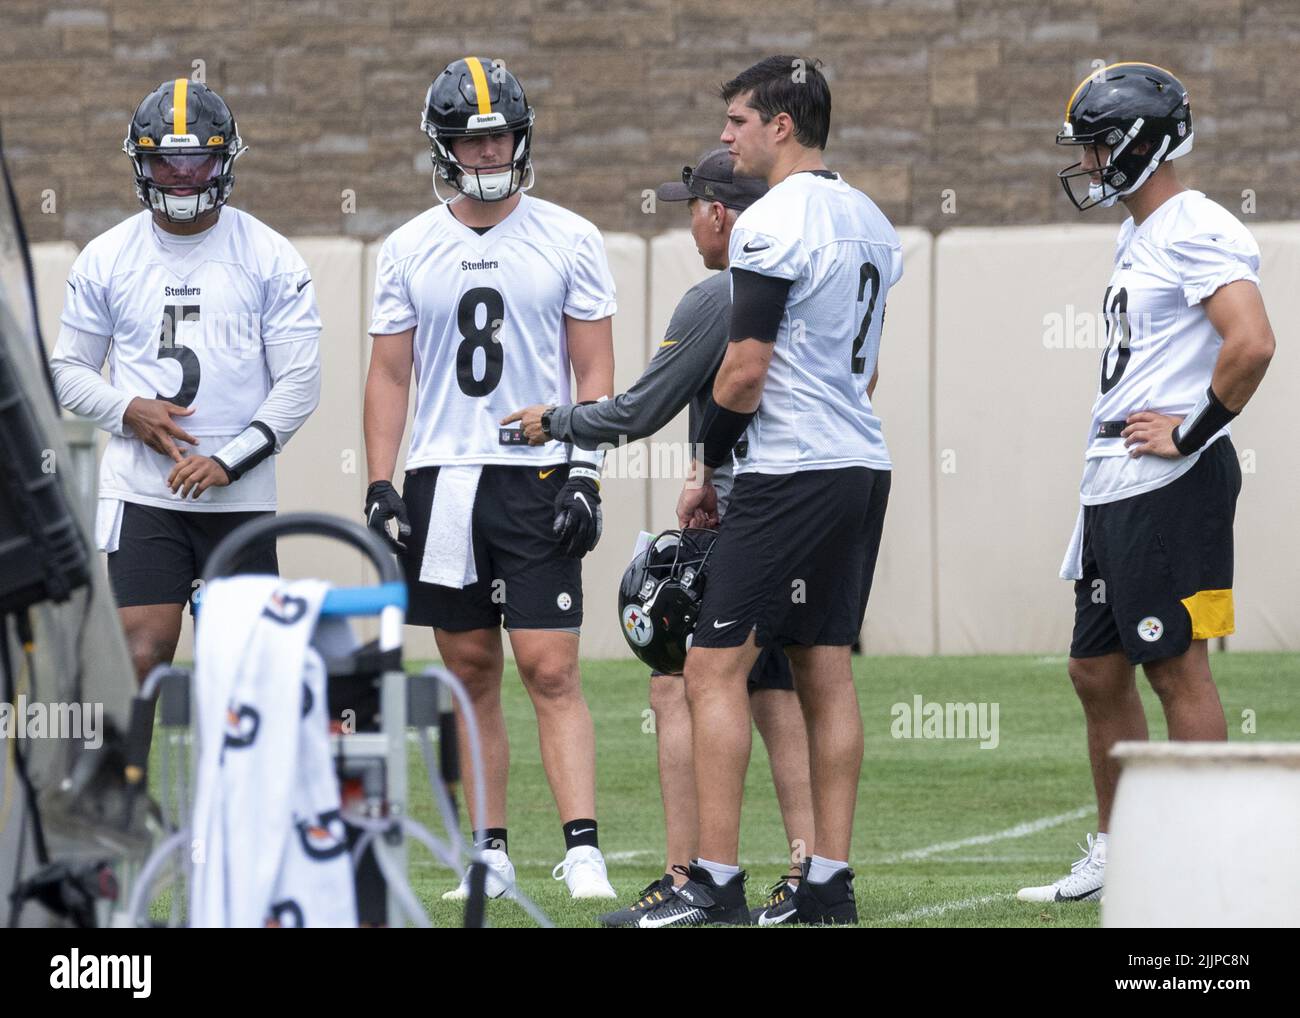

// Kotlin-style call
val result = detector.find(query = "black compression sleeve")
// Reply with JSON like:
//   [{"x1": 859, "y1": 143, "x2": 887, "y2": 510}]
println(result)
[
  {"x1": 697, "y1": 396, "x2": 755, "y2": 469},
  {"x1": 729, "y1": 268, "x2": 793, "y2": 343}
]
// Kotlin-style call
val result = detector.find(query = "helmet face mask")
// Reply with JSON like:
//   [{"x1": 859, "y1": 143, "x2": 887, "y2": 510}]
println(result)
[
  {"x1": 123, "y1": 79, "x2": 245, "y2": 224},
  {"x1": 618, "y1": 528, "x2": 719, "y2": 674},
  {"x1": 431, "y1": 126, "x2": 534, "y2": 203},
  {"x1": 422, "y1": 57, "x2": 535, "y2": 204},
  {"x1": 1056, "y1": 63, "x2": 1193, "y2": 212}
]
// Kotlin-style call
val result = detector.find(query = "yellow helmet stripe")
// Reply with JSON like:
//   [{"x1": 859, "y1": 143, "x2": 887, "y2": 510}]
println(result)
[
  {"x1": 173, "y1": 77, "x2": 189, "y2": 135},
  {"x1": 465, "y1": 57, "x2": 492, "y2": 116},
  {"x1": 1063, "y1": 61, "x2": 1183, "y2": 122}
]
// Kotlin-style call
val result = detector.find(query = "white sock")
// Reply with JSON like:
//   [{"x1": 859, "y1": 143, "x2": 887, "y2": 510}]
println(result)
[
  {"x1": 695, "y1": 857, "x2": 740, "y2": 886},
  {"x1": 1094, "y1": 833, "x2": 1108, "y2": 861},
  {"x1": 807, "y1": 854, "x2": 848, "y2": 883}
]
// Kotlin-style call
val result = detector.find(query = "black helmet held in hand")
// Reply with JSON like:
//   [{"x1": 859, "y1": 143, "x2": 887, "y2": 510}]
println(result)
[{"x1": 618, "y1": 529, "x2": 719, "y2": 675}]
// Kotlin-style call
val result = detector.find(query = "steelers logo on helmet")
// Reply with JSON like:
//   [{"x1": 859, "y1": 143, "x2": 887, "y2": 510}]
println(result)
[
  {"x1": 1056, "y1": 62, "x2": 1193, "y2": 211},
  {"x1": 622, "y1": 603, "x2": 654, "y2": 647},
  {"x1": 123, "y1": 78, "x2": 246, "y2": 223},
  {"x1": 617, "y1": 528, "x2": 719, "y2": 674},
  {"x1": 421, "y1": 57, "x2": 536, "y2": 204}
]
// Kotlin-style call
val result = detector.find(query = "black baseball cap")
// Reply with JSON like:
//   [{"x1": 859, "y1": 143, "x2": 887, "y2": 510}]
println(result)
[{"x1": 655, "y1": 147, "x2": 768, "y2": 211}]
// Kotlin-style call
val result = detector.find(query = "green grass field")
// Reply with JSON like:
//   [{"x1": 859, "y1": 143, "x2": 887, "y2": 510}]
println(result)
[{"x1": 401, "y1": 651, "x2": 1300, "y2": 928}]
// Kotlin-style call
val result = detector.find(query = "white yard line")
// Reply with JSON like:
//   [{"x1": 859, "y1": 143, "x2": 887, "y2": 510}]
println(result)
[
  {"x1": 879, "y1": 893, "x2": 1012, "y2": 925},
  {"x1": 879, "y1": 805, "x2": 1093, "y2": 863},
  {"x1": 410, "y1": 806, "x2": 1093, "y2": 870}
]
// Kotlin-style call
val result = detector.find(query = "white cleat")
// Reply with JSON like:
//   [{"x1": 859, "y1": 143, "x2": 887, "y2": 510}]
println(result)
[
  {"x1": 442, "y1": 848, "x2": 516, "y2": 901},
  {"x1": 1017, "y1": 833, "x2": 1106, "y2": 903},
  {"x1": 552, "y1": 845, "x2": 617, "y2": 900}
]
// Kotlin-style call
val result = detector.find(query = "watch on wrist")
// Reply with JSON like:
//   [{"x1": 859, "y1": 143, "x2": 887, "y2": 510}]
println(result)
[{"x1": 540, "y1": 406, "x2": 557, "y2": 438}]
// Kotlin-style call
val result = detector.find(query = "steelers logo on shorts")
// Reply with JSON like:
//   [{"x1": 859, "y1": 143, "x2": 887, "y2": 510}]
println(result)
[
  {"x1": 622, "y1": 604, "x2": 653, "y2": 646},
  {"x1": 556, "y1": 591, "x2": 573, "y2": 611},
  {"x1": 1137, "y1": 616, "x2": 1164, "y2": 642}
]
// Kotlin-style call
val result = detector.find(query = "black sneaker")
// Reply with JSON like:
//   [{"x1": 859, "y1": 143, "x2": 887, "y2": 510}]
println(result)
[
  {"x1": 755, "y1": 860, "x2": 858, "y2": 926},
  {"x1": 750, "y1": 874, "x2": 800, "y2": 925},
  {"x1": 633, "y1": 864, "x2": 750, "y2": 927},
  {"x1": 597, "y1": 874, "x2": 674, "y2": 927}
]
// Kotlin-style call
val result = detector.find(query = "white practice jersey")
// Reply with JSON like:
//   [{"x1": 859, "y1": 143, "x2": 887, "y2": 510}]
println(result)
[
  {"x1": 369, "y1": 195, "x2": 617, "y2": 468},
  {"x1": 728, "y1": 171, "x2": 902, "y2": 475},
  {"x1": 1078, "y1": 190, "x2": 1260, "y2": 504},
  {"x1": 55, "y1": 208, "x2": 321, "y2": 511}
]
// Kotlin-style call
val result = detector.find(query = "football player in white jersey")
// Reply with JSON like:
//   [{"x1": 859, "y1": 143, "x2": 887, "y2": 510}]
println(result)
[
  {"x1": 49, "y1": 79, "x2": 321, "y2": 684},
  {"x1": 363, "y1": 58, "x2": 618, "y2": 901},
  {"x1": 1017, "y1": 63, "x2": 1275, "y2": 904},
  {"x1": 641, "y1": 57, "x2": 900, "y2": 927}
]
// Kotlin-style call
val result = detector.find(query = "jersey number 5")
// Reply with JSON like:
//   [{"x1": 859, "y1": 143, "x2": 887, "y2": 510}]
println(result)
[
  {"x1": 155, "y1": 304, "x2": 201, "y2": 407},
  {"x1": 851, "y1": 262, "x2": 881, "y2": 375},
  {"x1": 1099, "y1": 285, "x2": 1131, "y2": 395},
  {"x1": 456, "y1": 287, "x2": 505, "y2": 397}
]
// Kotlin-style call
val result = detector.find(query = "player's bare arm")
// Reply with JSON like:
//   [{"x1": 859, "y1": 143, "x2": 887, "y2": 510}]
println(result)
[
  {"x1": 363, "y1": 327, "x2": 415, "y2": 484},
  {"x1": 1124, "y1": 280, "x2": 1275, "y2": 458},
  {"x1": 565, "y1": 312, "x2": 615, "y2": 404},
  {"x1": 677, "y1": 336, "x2": 773, "y2": 526}
]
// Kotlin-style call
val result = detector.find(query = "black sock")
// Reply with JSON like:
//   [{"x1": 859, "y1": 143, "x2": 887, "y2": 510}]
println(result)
[
  {"x1": 473, "y1": 827, "x2": 508, "y2": 854},
  {"x1": 563, "y1": 818, "x2": 599, "y2": 851}
]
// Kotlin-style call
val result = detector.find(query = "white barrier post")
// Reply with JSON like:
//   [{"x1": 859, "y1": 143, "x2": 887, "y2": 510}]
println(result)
[{"x1": 1104, "y1": 742, "x2": 1300, "y2": 928}]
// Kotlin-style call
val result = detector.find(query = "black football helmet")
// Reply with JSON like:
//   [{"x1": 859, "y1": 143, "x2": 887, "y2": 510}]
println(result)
[
  {"x1": 1057, "y1": 62, "x2": 1193, "y2": 211},
  {"x1": 618, "y1": 529, "x2": 719, "y2": 675},
  {"x1": 123, "y1": 78, "x2": 245, "y2": 223},
  {"x1": 421, "y1": 57, "x2": 535, "y2": 203}
]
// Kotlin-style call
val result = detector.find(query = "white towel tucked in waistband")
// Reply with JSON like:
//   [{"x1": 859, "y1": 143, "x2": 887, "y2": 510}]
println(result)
[
  {"x1": 95, "y1": 498, "x2": 124, "y2": 553},
  {"x1": 419, "y1": 464, "x2": 483, "y2": 588},
  {"x1": 1059, "y1": 505, "x2": 1085, "y2": 581}
]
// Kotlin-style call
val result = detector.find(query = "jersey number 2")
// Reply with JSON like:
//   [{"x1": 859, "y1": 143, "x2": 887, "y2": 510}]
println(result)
[
  {"x1": 851, "y1": 262, "x2": 881, "y2": 374},
  {"x1": 456, "y1": 287, "x2": 505, "y2": 397},
  {"x1": 154, "y1": 304, "x2": 201, "y2": 407}
]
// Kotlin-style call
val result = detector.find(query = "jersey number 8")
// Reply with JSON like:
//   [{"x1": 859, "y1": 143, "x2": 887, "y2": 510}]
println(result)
[{"x1": 456, "y1": 287, "x2": 505, "y2": 397}]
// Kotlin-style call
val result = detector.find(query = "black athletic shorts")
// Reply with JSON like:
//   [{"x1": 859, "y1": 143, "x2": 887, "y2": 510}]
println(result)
[
  {"x1": 401, "y1": 464, "x2": 583, "y2": 631},
  {"x1": 651, "y1": 645, "x2": 794, "y2": 691},
  {"x1": 747, "y1": 645, "x2": 795, "y2": 692},
  {"x1": 693, "y1": 467, "x2": 891, "y2": 649},
  {"x1": 107, "y1": 502, "x2": 278, "y2": 614},
  {"x1": 1070, "y1": 436, "x2": 1240, "y2": 665}
]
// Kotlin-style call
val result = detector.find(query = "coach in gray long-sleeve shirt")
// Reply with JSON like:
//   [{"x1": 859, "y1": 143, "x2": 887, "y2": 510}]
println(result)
[{"x1": 505, "y1": 148, "x2": 768, "y2": 512}]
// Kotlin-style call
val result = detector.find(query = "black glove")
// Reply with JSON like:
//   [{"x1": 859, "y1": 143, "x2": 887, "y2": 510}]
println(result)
[
  {"x1": 552, "y1": 468, "x2": 602, "y2": 558},
  {"x1": 365, "y1": 480, "x2": 411, "y2": 553}
]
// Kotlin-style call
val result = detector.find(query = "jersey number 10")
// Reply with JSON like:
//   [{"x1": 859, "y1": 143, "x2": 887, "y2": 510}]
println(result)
[{"x1": 1099, "y1": 285, "x2": 1131, "y2": 395}]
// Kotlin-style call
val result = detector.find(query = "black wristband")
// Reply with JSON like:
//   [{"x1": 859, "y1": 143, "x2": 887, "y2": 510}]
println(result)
[
  {"x1": 1173, "y1": 386, "x2": 1238, "y2": 456},
  {"x1": 210, "y1": 421, "x2": 276, "y2": 481},
  {"x1": 697, "y1": 396, "x2": 755, "y2": 469}
]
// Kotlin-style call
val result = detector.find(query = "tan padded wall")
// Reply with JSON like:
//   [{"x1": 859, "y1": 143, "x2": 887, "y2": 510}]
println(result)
[
  {"x1": 933, "y1": 224, "x2": 1118, "y2": 655},
  {"x1": 863, "y1": 227, "x2": 935, "y2": 655},
  {"x1": 1230, "y1": 224, "x2": 1300, "y2": 651}
]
